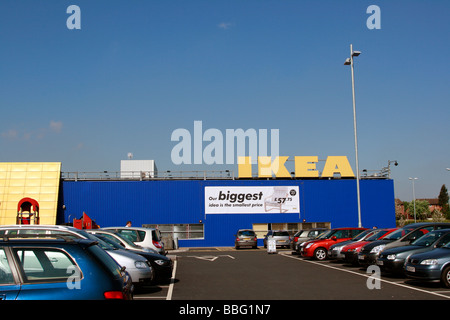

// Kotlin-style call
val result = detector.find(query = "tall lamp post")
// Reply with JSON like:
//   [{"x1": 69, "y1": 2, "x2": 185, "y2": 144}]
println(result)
[
  {"x1": 409, "y1": 177, "x2": 418, "y2": 222},
  {"x1": 345, "y1": 44, "x2": 362, "y2": 227}
]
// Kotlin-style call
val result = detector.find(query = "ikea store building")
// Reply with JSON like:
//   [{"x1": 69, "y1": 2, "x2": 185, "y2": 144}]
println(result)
[{"x1": 0, "y1": 158, "x2": 396, "y2": 248}]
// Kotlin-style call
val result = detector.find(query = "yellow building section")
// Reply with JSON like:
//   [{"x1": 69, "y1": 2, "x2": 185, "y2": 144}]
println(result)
[{"x1": 0, "y1": 162, "x2": 61, "y2": 225}]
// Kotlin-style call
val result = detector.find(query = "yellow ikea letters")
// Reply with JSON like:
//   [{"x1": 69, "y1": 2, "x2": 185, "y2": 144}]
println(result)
[{"x1": 238, "y1": 156, "x2": 355, "y2": 179}]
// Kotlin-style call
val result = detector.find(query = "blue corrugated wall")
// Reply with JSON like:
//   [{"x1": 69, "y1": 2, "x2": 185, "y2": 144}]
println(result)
[{"x1": 59, "y1": 179, "x2": 396, "y2": 247}]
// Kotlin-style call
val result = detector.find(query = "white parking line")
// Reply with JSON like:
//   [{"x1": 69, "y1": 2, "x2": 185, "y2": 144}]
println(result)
[
  {"x1": 166, "y1": 260, "x2": 177, "y2": 300},
  {"x1": 281, "y1": 253, "x2": 450, "y2": 300},
  {"x1": 186, "y1": 255, "x2": 235, "y2": 262}
]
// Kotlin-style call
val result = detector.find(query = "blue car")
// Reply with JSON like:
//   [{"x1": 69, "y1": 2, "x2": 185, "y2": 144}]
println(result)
[
  {"x1": 0, "y1": 236, "x2": 133, "y2": 300},
  {"x1": 404, "y1": 241, "x2": 450, "y2": 288},
  {"x1": 377, "y1": 229, "x2": 450, "y2": 274}
]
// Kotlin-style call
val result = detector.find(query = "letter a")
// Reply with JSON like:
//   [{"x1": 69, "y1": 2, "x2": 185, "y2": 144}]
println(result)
[
  {"x1": 366, "y1": 5, "x2": 381, "y2": 30},
  {"x1": 67, "y1": 5, "x2": 81, "y2": 30},
  {"x1": 366, "y1": 265, "x2": 381, "y2": 289},
  {"x1": 171, "y1": 128, "x2": 192, "y2": 164}
]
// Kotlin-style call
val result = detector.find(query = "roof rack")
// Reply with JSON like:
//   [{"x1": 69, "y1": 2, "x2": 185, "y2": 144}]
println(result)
[{"x1": 1, "y1": 233, "x2": 88, "y2": 243}]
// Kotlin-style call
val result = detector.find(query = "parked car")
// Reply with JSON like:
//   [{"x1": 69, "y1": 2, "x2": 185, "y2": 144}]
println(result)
[
  {"x1": 0, "y1": 235, "x2": 133, "y2": 300},
  {"x1": 91, "y1": 232, "x2": 173, "y2": 283},
  {"x1": 300, "y1": 227, "x2": 367, "y2": 260},
  {"x1": 328, "y1": 229, "x2": 378, "y2": 260},
  {"x1": 377, "y1": 229, "x2": 450, "y2": 274},
  {"x1": 234, "y1": 229, "x2": 258, "y2": 249},
  {"x1": 404, "y1": 241, "x2": 450, "y2": 288},
  {"x1": 263, "y1": 230, "x2": 290, "y2": 249},
  {"x1": 86, "y1": 229, "x2": 155, "y2": 253},
  {"x1": 341, "y1": 228, "x2": 396, "y2": 265},
  {"x1": 358, "y1": 223, "x2": 450, "y2": 267},
  {"x1": 0, "y1": 225, "x2": 154, "y2": 287},
  {"x1": 91, "y1": 236, "x2": 154, "y2": 287},
  {"x1": 103, "y1": 227, "x2": 165, "y2": 255},
  {"x1": 291, "y1": 228, "x2": 329, "y2": 253}
]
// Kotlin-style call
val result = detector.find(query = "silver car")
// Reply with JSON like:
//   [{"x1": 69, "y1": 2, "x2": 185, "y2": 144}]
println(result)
[
  {"x1": 264, "y1": 230, "x2": 291, "y2": 249},
  {"x1": 291, "y1": 228, "x2": 329, "y2": 252},
  {"x1": 0, "y1": 225, "x2": 154, "y2": 286},
  {"x1": 235, "y1": 229, "x2": 257, "y2": 249},
  {"x1": 87, "y1": 229, "x2": 156, "y2": 253}
]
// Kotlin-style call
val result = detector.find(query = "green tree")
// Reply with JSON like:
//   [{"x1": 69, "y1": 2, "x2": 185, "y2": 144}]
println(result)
[
  {"x1": 404, "y1": 200, "x2": 430, "y2": 221},
  {"x1": 438, "y1": 184, "x2": 450, "y2": 219}
]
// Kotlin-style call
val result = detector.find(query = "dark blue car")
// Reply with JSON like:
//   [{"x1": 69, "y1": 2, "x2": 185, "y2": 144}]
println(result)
[
  {"x1": 0, "y1": 236, "x2": 133, "y2": 300},
  {"x1": 377, "y1": 229, "x2": 450, "y2": 274},
  {"x1": 404, "y1": 241, "x2": 450, "y2": 288}
]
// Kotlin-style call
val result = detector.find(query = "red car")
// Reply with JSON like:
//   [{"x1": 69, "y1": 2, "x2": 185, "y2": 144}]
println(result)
[
  {"x1": 341, "y1": 228, "x2": 397, "y2": 265},
  {"x1": 300, "y1": 227, "x2": 367, "y2": 260}
]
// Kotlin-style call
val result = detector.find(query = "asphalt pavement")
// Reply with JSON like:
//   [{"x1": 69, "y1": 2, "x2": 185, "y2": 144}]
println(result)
[{"x1": 134, "y1": 247, "x2": 450, "y2": 301}]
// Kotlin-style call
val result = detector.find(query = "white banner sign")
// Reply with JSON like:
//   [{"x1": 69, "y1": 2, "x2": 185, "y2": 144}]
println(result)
[{"x1": 205, "y1": 186, "x2": 300, "y2": 214}]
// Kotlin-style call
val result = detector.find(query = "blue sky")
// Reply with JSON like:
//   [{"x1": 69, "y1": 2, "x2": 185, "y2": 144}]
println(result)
[{"x1": 0, "y1": 0, "x2": 449, "y2": 201}]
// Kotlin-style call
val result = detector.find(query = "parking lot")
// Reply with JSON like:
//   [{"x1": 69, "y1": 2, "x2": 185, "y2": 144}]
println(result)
[{"x1": 134, "y1": 247, "x2": 450, "y2": 301}]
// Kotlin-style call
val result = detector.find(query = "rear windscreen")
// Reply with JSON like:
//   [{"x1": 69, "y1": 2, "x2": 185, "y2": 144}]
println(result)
[
  {"x1": 238, "y1": 231, "x2": 255, "y2": 236},
  {"x1": 273, "y1": 232, "x2": 289, "y2": 237}
]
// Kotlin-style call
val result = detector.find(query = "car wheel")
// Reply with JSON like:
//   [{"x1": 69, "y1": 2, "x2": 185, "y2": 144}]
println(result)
[
  {"x1": 314, "y1": 247, "x2": 327, "y2": 260},
  {"x1": 441, "y1": 265, "x2": 450, "y2": 288}
]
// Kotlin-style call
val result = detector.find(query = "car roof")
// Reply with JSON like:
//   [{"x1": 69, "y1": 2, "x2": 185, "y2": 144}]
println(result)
[
  {"x1": 403, "y1": 222, "x2": 450, "y2": 228},
  {"x1": 332, "y1": 227, "x2": 367, "y2": 230},
  {"x1": 103, "y1": 226, "x2": 157, "y2": 231},
  {"x1": 428, "y1": 228, "x2": 450, "y2": 233},
  {"x1": 0, "y1": 224, "x2": 81, "y2": 231},
  {"x1": 0, "y1": 234, "x2": 96, "y2": 246},
  {"x1": 87, "y1": 229, "x2": 117, "y2": 234}
]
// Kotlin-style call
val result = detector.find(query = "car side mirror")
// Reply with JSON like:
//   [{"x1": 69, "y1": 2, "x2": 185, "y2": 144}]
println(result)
[{"x1": 331, "y1": 236, "x2": 337, "y2": 241}]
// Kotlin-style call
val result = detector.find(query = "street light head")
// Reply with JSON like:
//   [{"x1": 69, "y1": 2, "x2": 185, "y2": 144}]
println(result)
[
  {"x1": 344, "y1": 58, "x2": 351, "y2": 65},
  {"x1": 352, "y1": 51, "x2": 361, "y2": 57}
]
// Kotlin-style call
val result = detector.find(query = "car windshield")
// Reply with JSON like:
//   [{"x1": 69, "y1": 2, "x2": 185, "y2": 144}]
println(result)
[
  {"x1": 412, "y1": 230, "x2": 449, "y2": 247},
  {"x1": 73, "y1": 230, "x2": 114, "y2": 250},
  {"x1": 382, "y1": 226, "x2": 417, "y2": 240},
  {"x1": 366, "y1": 229, "x2": 390, "y2": 241},
  {"x1": 293, "y1": 231, "x2": 303, "y2": 237},
  {"x1": 352, "y1": 229, "x2": 374, "y2": 241},
  {"x1": 316, "y1": 230, "x2": 334, "y2": 239},
  {"x1": 95, "y1": 235, "x2": 123, "y2": 249},
  {"x1": 97, "y1": 232, "x2": 143, "y2": 249}
]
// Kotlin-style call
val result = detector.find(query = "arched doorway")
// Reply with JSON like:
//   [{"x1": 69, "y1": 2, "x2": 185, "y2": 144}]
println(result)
[{"x1": 16, "y1": 198, "x2": 40, "y2": 225}]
